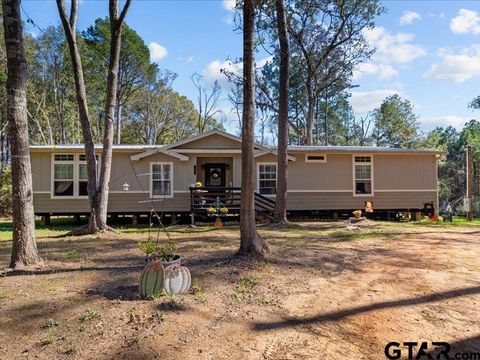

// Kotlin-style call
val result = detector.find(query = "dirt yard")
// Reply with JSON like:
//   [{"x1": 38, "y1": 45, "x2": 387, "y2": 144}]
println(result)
[{"x1": 1, "y1": 221, "x2": 479, "y2": 359}]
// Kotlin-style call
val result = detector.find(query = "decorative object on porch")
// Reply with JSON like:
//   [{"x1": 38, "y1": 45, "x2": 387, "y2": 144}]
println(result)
[
  {"x1": 206, "y1": 196, "x2": 229, "y2": 228},
  {"x1": 353, "y1": 210, "x2": 362, "y2": 218},
  {"x1": 139, "y1": 261, "x2": 165, "y2": 299},
  {"x1": 194, "y1": 181, "x2": 203, "y2": 187}
]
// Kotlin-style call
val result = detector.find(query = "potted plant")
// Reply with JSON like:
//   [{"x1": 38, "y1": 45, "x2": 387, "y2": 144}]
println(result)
[
  {"x1": 207, "y1": 196, "x2": 229, "y2": 228},
  {"x1": 352, "y1": 210, "x2": 362, "y2": 218},
  {"x1": 138, "y1": 235, "x2": 190, "y2": 298}
]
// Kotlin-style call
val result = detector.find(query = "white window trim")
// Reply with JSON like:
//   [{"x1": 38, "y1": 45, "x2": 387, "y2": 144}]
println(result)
[
  {"x1": 51, "y1": 154, "x2": 100, "y2": 199},
  {"x1": 305, "y1": 153, "x2": 327, "y2": 163},
  {"x1": 150, "y1": 162, "x2": 174, "y2": 199},
  {"x1": 257, "y1": 162, "x2": 277, "y2": 196},
  {"x1": 352, "y1": 154, "x2": 374, "y2": 197}
]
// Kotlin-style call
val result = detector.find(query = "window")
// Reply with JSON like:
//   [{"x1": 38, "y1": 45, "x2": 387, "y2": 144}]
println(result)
[
  {"x1": 54, "y1": 154, "x2": 74, "y2": 162},
  {"x1": 353, "y1": 155, "x2": 373, "y2": 196},
  {"x1": 305, "y1": 154, "x2": 327, "y2": 163},
  {"x1": 151, "y1": 162, "x2": 173, "y2": 198},
  {"x1": 51, "y1": 154, "x2": 98, "y2": 198},
  {"x1": 53, "y1": 163, "x2": 74, "y2": 196},
  {"x1": 258, "y1": 163, "x2": 277, "y2": 195}
]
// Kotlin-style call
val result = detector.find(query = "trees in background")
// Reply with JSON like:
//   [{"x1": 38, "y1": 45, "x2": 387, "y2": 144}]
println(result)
[
  {"x1": 122, "y1": 76, "x2": 200, "y2": 144},
  {"x1": 2, "y1": 0, "x2": 40, "y2": 268},
  {"x1": 422, "y1": 121, "x2": 480, "y2": 213},
  {"x1": 239, "y1": 0, "x2": 269, "y2": 257},
  {"x1": 82, "y1": 18, "x2": 157, "y2": 144},
  {"x1": 191, "y1": 73, "x2": 224, "y2": 134},
  {"x1": 372, "y1": 94, "x2": 420, "y2": 148}
]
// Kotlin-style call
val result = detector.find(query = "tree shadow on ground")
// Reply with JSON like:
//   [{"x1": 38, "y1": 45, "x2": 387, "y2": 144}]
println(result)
[{"x1": 252, "y1": 285, "x2": 480, "y2": 331}]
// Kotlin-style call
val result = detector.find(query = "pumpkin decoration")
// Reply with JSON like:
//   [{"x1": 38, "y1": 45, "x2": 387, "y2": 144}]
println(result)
[
  {"x1": 140, "y1": 261, "x2": 165, "y2": 299},
  {"x1": 214, "y1": 217, "x2": 223, "y2": 228},
  {"x1": 163, "y1": 265, "x2": 191, "y2": 295}
]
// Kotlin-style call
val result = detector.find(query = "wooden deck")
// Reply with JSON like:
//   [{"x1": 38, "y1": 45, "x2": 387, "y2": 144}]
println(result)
[{"x1": 189, "y1": 187, "x2": 276, "y2": 219}]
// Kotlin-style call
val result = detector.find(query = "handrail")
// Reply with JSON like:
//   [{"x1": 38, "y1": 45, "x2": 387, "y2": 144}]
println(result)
[{"x1": 189, "y1": 186, "x2": 276, "y2": 215}]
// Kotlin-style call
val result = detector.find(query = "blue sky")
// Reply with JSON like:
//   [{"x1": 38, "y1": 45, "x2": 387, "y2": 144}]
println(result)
[{"x1": 22, "y1": 0, "x2": 480, "y2": 134}]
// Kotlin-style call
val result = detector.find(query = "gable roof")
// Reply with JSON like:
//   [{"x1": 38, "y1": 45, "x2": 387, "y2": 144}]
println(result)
[{"x1": 163, "y1": 128, "x2": 271, "y2": 152}]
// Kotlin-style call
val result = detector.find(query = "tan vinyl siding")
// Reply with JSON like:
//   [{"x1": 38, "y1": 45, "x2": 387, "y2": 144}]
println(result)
[
  {"x1": 174, "y1": 134, "x2": 241, "y2": 149},
  {"x1": 286, "y1": 191, "x2": 436, "y2": 210},
  {"x1": 33, "y1": 192, "x2": 191, "y2": 213},
  {"x1": 31, "y1": 146, "x2": 439, "y2": 214},
  {"x1": 31, "y1": 152, "x2": 51, "y2": 192},
  {"x1": 374, "y1": 154, "x2": 437, "y2": 190}
]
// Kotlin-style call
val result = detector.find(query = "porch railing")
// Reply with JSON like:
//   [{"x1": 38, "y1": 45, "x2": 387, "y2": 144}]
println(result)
[{"x1": 189, "y1": 187, "x2": 276, "y2": 216}]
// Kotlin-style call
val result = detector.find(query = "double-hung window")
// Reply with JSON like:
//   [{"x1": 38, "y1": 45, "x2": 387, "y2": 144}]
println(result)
[
  {"x1": 258, "y1": 163, "x2": 277, "y2": 195},
  {"x1": 353, "y1": 155, "x2": 373, "y2": 196},
  {"x1": 151, "y1": 162, "x2": 173, "y2": 198},
  {"x1": 53, "y1": 154, "x2": 74, "y2": 197},
  {"x1": 52, "y1": 154, "x2": 98, "y2": 198}
]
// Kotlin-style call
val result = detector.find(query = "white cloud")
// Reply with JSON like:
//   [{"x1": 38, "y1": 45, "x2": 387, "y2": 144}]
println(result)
[
  {"x1": 148, "y1": 42, "x2": 168, "y2": 62},
  {"x1": 400, "y1": 11, "x2": 421, "y2": 26},
  {"x1": 201, "y1": 56, "x2": 272, "y2": 86},
  {"x1": 353, "y1": 63, "x2": 398, "y2": 80},
  {"x1": 350, "y1": 89, "x2": 404, "y2": 114},
  {"x1": 202, "y1": 60, "x2": 241, "y2": 86},
  {"x1": 363, "y1": 27, "x2": 426, "y2": 64},
  {"x1": 355, "y1": 27, "x2": 426, "y2": 81},
  {"x1": 222, "y1": 0, "x2": 235, "y2": 12},
  {"x1": 423, "y1": 45, "x2": 480, "y2": 82},
  {"x1": 420, "y1": 115, "x2": 471, "y2": 130},
  {"x1": 450, "y1": 9, "x2": 480, "y2": 35}
]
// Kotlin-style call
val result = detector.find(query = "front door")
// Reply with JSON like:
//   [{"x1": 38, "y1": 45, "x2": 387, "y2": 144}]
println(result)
[{"x1": 204, "y1": 163, "x2": 226, "y2": 187}]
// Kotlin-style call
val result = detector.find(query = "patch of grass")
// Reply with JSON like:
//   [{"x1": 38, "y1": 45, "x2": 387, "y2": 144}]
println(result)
[
  {"x1": 43, "y1": 319, "x2": 59, "y2": 329},
  {"x1": 258, "y1": 295, "x2": 270, "y2": 306},
  {"x1": 64, "y1": 249, "x2": 77, "y2": 258},
  {"x1": 45, "y1": 278, "x2": 68, "y2": 296},
  {"x1": 65, "y1": 344, "x2": 78, "y2": 355},
  {"x1": 80, "y1": 309, "x2": 101, "y2": 322},
  {"x1": 0, "y1": 217, "x2": 74, "y2": 242},
  {"x1": 191, "y1": 279, "x2": 208, "y2": 303},
  {"x1": 147, "y1": 290, "x2": 166, "y2": 300},
  {"x1": 411, "y1": 217, "x2": 480, "y2": 228},
  {"x1": 232, "y1": 275, "x2": 260, "y2": 301},
  {"x1": 40, "y1": 329, "x2": 56, "y2": 346}
]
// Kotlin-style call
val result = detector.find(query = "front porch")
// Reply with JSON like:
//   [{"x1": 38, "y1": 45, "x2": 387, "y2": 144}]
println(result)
[{"x1": 189, "y1": 186, "x2": 276, "y2": 221}]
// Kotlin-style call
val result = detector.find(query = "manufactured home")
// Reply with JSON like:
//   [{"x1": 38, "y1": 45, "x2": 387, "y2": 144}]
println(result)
[{"x1": 30, "y1": 128, "x2": 442, "y2": 221}]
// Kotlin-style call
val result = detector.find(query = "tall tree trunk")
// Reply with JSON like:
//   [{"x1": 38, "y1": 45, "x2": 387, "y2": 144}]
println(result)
[
  {"x1": 272, "y1": 0, "x2": 289, "y2": 224},
  {"x1": 3, "y1": 0, "x2": 40, "y2": 269},
  {"x1": 56, "y1": 0, "x2": 99, "y2": 232},
  {"x1": 57, "y1": 0, "x2": 130, "y2": 232},
  {"x1": 96, "y1": 0, "x2": 130, "y2": 229},
  {"x1": 238, "y1": 0, "x2": 269, "y2": 257}
]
